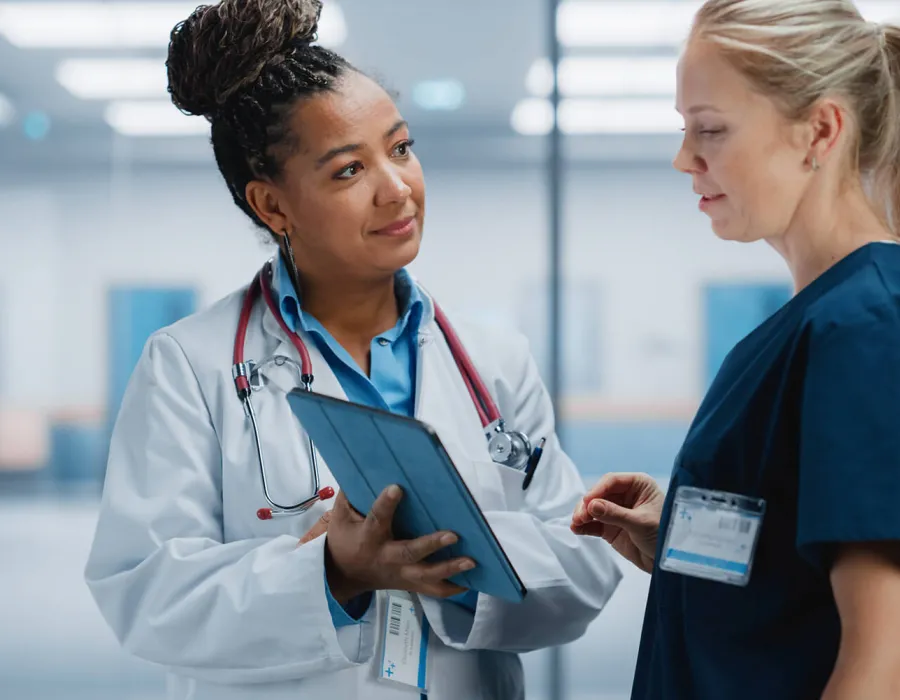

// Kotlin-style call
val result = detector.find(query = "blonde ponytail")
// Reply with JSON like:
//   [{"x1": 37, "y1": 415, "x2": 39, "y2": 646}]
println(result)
[{"x1": 878, "y1": 23, "x2": 900, "y2": 231}]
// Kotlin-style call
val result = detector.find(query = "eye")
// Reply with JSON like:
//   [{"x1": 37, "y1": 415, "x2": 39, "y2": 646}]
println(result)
[
  {"x1": 392, "y1": 139, "x2": 415, "y2": 157},
  {"x1": 334, "y1": 162, "x2": 363, "y2": 180}
]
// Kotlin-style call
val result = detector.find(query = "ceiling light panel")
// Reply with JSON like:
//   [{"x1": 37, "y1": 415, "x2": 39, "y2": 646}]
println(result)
[
  {"x1": 558, "y1": 1, "x2": 699, "y2": 48},
  {"x1": 57, "y1": 58, "x2": 167, "y2": 99},
  {"x1": 527, "y1": 57, "x2": 677, "y2": 98},
  {"x1": 511, "y1": 98, "x2": 680, "y2": 135},
  {"x1": 0, "y1": 2, "x2": 346, "y2": 48},
  {"x1": 557, "y1": 1, "x2": 900, "y2": 47},
  {"x1": 104, "y1": 100, "x2": 209, "y2": 137}
]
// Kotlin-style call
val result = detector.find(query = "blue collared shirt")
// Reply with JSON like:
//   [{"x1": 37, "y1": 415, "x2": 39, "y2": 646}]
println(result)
[
  {"x1": 274, "y1": 257, "x2": 478, "y2": 626},
  {"x1": 275, "y1": 255, "x2": 426, "y2": 417}
]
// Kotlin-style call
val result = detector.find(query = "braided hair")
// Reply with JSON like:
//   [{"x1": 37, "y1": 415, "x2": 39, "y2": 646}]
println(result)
[{"x1": 166, "y1": 0, "x2": 356, "y2": 232}]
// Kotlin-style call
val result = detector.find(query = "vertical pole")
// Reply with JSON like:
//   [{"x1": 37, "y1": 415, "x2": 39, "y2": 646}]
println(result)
[{"x1": 546, "y1": 0, "x2": 565, "y2": 699}]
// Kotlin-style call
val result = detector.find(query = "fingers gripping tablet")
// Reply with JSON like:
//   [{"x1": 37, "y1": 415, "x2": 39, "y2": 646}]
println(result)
[{"x1": 285, "y1": 389, "x2": 527, "y2": 603}]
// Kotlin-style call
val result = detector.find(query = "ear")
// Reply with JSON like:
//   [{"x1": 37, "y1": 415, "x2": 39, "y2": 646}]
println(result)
[
  {"x1": 806, "y1": 97, "x2": 845, "y2": 168},
  {"x1": 245, "y1": 180, "x2": 290, "y2": 236}
]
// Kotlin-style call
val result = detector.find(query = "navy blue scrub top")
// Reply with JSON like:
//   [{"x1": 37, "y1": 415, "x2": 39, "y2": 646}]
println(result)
[{"x1": 632, "y1": 241, "x2": 900, "y2": 700}]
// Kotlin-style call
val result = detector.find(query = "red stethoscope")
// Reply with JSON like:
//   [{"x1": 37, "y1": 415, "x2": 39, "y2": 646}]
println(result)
[{"x1": 232, "y1": 260, "x2": 545, "y2": 520}]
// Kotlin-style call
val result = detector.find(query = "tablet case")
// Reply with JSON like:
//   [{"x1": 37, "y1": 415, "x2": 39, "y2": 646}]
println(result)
[{"x1": 285, "y1": 389, "x2": 527, "y2": 603}]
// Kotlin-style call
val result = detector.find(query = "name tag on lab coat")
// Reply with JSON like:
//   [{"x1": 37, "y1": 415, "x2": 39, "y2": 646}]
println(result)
[
  {"x1": 659, "y1": 486, "x2": 766, "y2": 587},
  {"x1": 379, "y1": 591, "x2": 429, "y2": 694}
]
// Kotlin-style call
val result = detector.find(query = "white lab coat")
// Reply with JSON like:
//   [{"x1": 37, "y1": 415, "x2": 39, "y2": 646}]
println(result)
[{"x1": 84, "y1": 274, "x2": 621, "y2": 700}]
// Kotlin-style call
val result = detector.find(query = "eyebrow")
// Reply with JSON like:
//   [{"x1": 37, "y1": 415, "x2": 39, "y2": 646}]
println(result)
[
  {"x1": 316, "y1": 143, "x2": 360, "y2": 169},
  {"x1": 384, "y1": 119, "x2": 408, "y2": 138},
  {"x1": 315, "y1": 120, "x2": 410, "y2": 169},
  {"x1": 686, "y1": 104, "x2": 722, "y2": 115}
]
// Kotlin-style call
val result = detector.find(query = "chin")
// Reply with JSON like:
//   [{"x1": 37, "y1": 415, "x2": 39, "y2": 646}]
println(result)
[
  {"x1": 710, "y1": 220, "x2": 737, "y2": 240},
  {"x1": 398, "y1": 238, "x2": 421, "y2": 267},
  {"x1": 381, "y1": 234, "x2": 421, "y2": 271},
  {"x1": 710, "y1": 219, "x2": 759, "y2": 243}
]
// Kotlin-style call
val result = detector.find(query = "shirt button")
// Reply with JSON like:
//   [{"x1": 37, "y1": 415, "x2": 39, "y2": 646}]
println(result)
[{"x1": 377, "y1": 338, "x2": 389, "y2": 346}]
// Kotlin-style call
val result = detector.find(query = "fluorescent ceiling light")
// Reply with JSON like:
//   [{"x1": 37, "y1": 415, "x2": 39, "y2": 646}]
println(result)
[
  {"x1": 558, "y1": 1, "x2": 699, "y2": 48},
  {"x1": 527, "y1": 57, "x2": 676, "y2": 98},
  {"x1": 511, "y1": 98, "x2": 554, "y2": 136},
  {"x1": 511, "y1": 98, "x2": 680, "y2": 135},
  {"x1": 0, "y1": 2, "x2": 202, "y2": 48},
  {"x1": 104, "y1": 100, "x2": 209, "y2": 137},
  {"x1": 0, "y1": 2, "x2": 346, "y2": 49},
  {"x1": 0, "y1": 93, "x2": 13, "y2": 127},
  {"x1": 412, "y1": 79, "x2": 465, "y2": 111},
  {"x1": 557, "y1": 1, "x2": 900, "y2": 47},
  {"x1": 56, "y1": 58, "x2": 167, "y2": 99}
]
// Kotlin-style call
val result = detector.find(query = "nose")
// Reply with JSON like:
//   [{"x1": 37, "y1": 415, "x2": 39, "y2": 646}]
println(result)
[
  {"x1": 672, "y1": 138, "x2": 705, "y2": 175},
  {"x1": 374, "y1": 163, "x2": 413, "y2": 207}
]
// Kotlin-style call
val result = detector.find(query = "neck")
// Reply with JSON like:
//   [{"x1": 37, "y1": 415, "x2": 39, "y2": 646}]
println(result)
[
  {"x1": 766, "y1": 185, "x2": 893, "y2": 293},
  {"x1": 296, "y1": 272, "x2": 401, "y2": 343}
]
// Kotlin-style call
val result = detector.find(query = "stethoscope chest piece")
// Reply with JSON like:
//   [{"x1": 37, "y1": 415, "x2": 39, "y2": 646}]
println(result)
[{"x1": 486, "y1": 419, "x2": 532, "y2": 471}]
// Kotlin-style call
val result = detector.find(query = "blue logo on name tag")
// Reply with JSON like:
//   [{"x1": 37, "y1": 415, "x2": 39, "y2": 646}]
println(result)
[{"x1": 665, "y1": 548, "x2": 749, "y2": 574}]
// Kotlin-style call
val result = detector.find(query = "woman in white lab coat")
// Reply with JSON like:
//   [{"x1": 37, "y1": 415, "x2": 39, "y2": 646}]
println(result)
[{"x1": 83, "y1": 1, "x2": 621, "y2": 698}]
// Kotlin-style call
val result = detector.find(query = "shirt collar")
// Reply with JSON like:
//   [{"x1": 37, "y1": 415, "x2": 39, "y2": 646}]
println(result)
[{"x1": 273, "y1": 255, "x2": 429, "y2": 336}]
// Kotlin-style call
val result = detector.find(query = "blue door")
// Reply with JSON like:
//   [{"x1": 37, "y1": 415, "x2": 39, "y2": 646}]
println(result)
[
  {"x1": 703, "y1": 282, "x2": 792, "y2": 388},
  {"x1": 102, "y1": 287, "x2": 197, "y2": 483},
  {"x1": 107, "y1": 287, "x2": 198, "y2": 416}
]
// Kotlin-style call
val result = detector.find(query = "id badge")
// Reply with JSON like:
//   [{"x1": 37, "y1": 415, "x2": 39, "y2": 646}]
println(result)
[
  {"x1": 659, "y1": 486, "x2": 766, "y2": 587},
  {"x1": 379, "y1": 590, "x2": 430, "y2": 694}
]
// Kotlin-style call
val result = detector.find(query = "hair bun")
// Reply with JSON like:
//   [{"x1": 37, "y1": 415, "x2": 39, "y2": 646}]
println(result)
[{"x1": 166, "y1": 0, "x2": 322, "y2": 118}]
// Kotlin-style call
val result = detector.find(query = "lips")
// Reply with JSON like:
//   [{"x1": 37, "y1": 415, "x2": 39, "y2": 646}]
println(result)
[
  {"x1": 698, "y1": 193, "x2": 726, "y2": 213},
  {"x1": 373, "y1": 215, "x2": 416, "y2": 235}
]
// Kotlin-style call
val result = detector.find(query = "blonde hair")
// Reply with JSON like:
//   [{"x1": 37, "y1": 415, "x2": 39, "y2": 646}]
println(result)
[{"x1": 691, "y1": 0, "x2": 900, "y2": 230}]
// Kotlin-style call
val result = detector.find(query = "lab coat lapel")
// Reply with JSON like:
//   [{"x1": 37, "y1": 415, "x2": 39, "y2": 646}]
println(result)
[
  {"x1": 259, "y1": 305, "x2": 347, "y2": 401},
  {"x1": 414, "y1": 317, "x2": 485, "y2": 491},
  {"x1": 302, "y1": 344, "x2": 346, "y2": 400}
]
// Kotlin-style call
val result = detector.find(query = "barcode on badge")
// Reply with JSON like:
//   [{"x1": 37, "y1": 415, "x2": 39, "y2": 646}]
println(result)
[
  {"x1": 389, "y1": 601, "x2": 403, "y2": 636},
  {"x1": 718, "y1": 516, "x2": 752, "y2": 534}
]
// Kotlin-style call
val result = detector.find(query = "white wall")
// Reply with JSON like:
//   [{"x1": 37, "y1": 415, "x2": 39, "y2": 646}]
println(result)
[
  {"x1": 0, "y1": 162, "x2": 790, "y2": 413},
  {"x1": 0, "y1": 188, "x2": 62, "y2": 410}
]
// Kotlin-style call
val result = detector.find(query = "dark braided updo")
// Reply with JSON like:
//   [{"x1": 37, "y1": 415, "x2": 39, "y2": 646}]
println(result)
[{"x1": 166, "y1": 0, "x2": 356, "y2": 231}]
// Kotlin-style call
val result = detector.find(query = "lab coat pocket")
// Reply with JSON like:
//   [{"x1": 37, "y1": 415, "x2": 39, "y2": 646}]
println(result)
[{"x1": 471, "y1": 459, "x2": 526, "y2": 513}]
